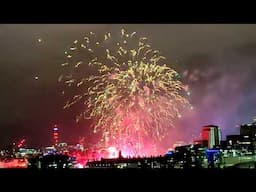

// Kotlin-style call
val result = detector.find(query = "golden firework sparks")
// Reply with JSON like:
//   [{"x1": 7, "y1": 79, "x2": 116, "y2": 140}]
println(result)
[{"x1": 59, "y1": 29, "x2": 192, "y2": 152}]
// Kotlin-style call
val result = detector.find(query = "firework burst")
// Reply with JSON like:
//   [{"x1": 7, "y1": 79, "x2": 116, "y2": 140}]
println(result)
[{"x1": 59, "y1": 29, "x2": 191, "y2": 156}]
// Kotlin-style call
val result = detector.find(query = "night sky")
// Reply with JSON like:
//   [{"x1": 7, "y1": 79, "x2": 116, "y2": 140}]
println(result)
[{"x1": 1, "y1": 24, "x2": 256, "y2": 148}]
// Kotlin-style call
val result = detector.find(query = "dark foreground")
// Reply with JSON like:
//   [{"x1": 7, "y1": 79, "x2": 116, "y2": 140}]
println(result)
[{"x1": 1, "y1": 168, "x2": 256, "y2": 185}]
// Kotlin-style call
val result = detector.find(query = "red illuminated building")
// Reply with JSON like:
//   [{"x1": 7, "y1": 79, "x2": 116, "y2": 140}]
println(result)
[{"x1": 200, "y1": 125, "x2": 221, "y2": 149}]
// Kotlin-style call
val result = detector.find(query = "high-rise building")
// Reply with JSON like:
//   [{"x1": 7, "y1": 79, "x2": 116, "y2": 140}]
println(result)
[
  {"x1": 53, "y1": 124, "x2": 59, "y2": 146},
  {"x1": 240, "y1": 122, "x2": 256, "y2": 136},
  {"x1": 201, "y1": 125, "x2": 221, "y2": 149}
]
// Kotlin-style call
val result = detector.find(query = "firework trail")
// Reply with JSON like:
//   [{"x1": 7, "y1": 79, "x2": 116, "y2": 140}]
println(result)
[{"x1": 59, "y1": 29, "x2": 191, "y2": 156}]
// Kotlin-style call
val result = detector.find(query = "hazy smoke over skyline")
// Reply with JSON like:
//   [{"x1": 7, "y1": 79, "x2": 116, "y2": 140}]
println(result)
[{"x1": 1, "y1": 24, "x2": 256, "y2": 148}]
